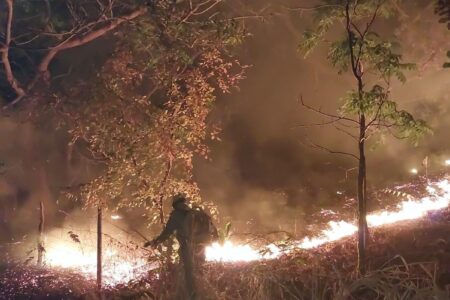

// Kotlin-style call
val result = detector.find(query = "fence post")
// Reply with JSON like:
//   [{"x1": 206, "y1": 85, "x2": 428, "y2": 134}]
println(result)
[
  {"x1": 37, "y1": 201, "x2": 44, "y2": 265},
  {"x1": 97, "y1": 206, "x2": 102, "y2": 291}
]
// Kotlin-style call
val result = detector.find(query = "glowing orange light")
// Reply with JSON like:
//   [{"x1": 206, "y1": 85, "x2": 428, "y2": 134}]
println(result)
[
  {"x1": 45, "y1": 239, "x2": 150, "y2": 285},
  {"x1": 206, "y1": 178, "x2": 450, "y2": 262},
  {"x1": 45, "y1": 178, "x2": 450, "y2": 277}
]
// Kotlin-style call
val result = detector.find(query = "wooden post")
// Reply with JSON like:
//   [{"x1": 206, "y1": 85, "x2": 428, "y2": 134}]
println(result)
[
  {"x1": 37, "y1": 201, "x2": 44, "y2": 266},
  {"x1": 97, "y1": 206, "x2": 102, "y2": 291},
  {"x1": 294, "y1": 219, "x2": 297, "y2": 237},
  {"x1": 423, "y1": 156, "x2": 428, "y2": 180}
]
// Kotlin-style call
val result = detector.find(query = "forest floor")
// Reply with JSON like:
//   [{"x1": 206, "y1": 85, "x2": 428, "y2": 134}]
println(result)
[{"x1": 2, "y1": 207, "x2": 450, "y2": 300}]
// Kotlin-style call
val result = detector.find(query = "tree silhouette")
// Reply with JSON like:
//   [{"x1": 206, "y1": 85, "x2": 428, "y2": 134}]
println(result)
[
  {"x1": 299, "y1": 0, "x2": 430, "y2": 274},
  {"x1": 435, "y1": 0, "x2": 450, "y2": 67}
]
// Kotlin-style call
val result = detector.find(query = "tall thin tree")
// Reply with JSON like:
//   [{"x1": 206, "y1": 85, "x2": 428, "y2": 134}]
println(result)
[{"x1": 298, "y1": 0, "x2": 430, "y2": 274}]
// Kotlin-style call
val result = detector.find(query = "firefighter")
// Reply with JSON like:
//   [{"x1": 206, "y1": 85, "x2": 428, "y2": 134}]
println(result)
[{"x1": 145, "y1": 194, "x2": 218, "y2": 299}]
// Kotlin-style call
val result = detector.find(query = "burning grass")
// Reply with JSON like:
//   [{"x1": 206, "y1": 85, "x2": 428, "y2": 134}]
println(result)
[
  {"x1": 3, "y1": 209, "x2": 450, "y2": 299},
  {"x1": 157, "y1": 212, "x2": 450, "y2": 299},
  {"x1": 2, "y1": 215, "x2": 155, "y2": 288},
  {"x1": 204, "y1": 177, "x2": 450, "y2": 262},
  {"x1": 2, "y1": 175, "x2": 450, "y2": 299}
]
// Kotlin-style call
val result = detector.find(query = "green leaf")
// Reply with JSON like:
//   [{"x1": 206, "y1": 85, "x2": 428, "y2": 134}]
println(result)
[
  {"x1": 328, "y1": 39, "x2": 350, "y2": 72},
  {"x1": 299, "y1": 31, "x2": 321, "y2": 58}
]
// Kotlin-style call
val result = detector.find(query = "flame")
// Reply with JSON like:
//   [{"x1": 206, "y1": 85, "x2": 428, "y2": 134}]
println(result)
[
  {"x1": 205, "y1": 241, "x2": 280, "y2": 262},
  {"x1": 45, "y1": 239, "x2": 150, "y2": 285},
  {"x1": 42, "y1": 178, "x2": 450, "y2": 280},
  {"x1": 206, "y1": 178, "x2": 450, "y2": 262},
  {"x1": 298, "y1": 221, "x2": 357, "y2": 249}
]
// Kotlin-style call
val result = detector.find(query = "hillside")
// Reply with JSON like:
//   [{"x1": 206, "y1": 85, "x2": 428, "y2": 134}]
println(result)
[{"x1": 2, "y1": 206, "x2": 450, "y2": 300}]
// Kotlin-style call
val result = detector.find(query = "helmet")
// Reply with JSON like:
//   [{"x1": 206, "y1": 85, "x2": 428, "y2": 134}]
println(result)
[{"x1": 172, "y1": 193, "x2": 187, "y2": 208}]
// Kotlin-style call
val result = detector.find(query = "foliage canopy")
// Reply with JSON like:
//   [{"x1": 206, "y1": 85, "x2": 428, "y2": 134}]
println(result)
[
  {"x1": 0, "y1": 0, "x2": 247, "y2": 224},
  {"x1": 299, "y1": 0, "x2": 430, "y2": 146}
]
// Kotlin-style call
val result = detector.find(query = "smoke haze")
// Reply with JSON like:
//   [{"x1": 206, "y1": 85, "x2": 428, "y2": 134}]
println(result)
[{"x1": 0, "y1": 1, "x2": 449, "y2": 242}]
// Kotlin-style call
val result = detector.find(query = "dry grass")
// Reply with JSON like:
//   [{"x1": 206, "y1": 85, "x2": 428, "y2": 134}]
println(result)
[
  {"x1": 2, "y1": 209, "x2": 450, "y2": 299},
  {"x1": 2, "y1": 256, "x2": 445, "y2": 299},
  {"x1": 144, "y1": 252, "x2": 443, "y2": 300},
  {"x1": 147, "y1": 210, "x2": 450, "y2": 300}
]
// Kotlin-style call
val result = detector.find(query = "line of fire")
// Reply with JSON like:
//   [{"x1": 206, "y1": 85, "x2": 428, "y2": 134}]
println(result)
[{"x1": 0, "y1": 1, "x2": 450, "y2": 299}]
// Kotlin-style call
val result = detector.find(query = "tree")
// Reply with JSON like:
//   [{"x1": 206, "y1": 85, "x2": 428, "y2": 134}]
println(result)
[
  {"x1": 60, "y1": 25, "x2": 245, "y2": 224},
  {"x1": 436, "y1": 0, "x2": 450, "y2": 29},
  {"x1": 435, "y1": 0, "x2": 450, "y2": 67},
  {"x1": 0, "y1": 0, "x2": 151, "y2": 105},
  {"x1": 299, "y1": 0, "x2": 430, "y2": 274},
  {"x1": 0, "y1": 1, "x2": 246, "y2": 226}
]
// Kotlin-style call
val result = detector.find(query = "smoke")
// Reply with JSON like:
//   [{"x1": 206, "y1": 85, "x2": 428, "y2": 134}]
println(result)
[
  {"x1": 0, "y1": 117, "x2": 101, "y2": 244},
  {"x1": 0, "y1": 1, "x2": 449, "y2": 244},
  {"x1": 195, "y1": 0, "x2": 450, "y2": 232}
]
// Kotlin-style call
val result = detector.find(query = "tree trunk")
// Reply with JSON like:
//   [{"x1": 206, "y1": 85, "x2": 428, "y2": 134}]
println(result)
[
  {"x1": 345, "y1": 0, "x2": 371, "y2": 276},
  {"x1": 97, "y1": 206, "x2": 102, "y2": 291},
  {"x1": 37, "y1": 201, "x2": 44, "y2": 266},
  {"x1": 357, "y1": 114, "x2": 368, "y2": 275}
]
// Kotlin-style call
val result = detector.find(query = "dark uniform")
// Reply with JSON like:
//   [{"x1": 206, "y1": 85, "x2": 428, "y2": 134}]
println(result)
[{"x1": 145, "y1": 195, "x2": 217, "y2": 299}]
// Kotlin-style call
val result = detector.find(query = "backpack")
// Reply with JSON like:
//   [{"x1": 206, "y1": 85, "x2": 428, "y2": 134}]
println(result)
[{"x1": 186, "y1": 207, "x2": 218, "y2": 244}]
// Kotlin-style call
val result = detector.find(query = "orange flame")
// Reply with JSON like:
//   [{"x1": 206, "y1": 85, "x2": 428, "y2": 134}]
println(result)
[
  {"x1": 44, "y1": 236, "x2": 150, "y2": 285},
  {"x1": 206, "y1": 178, "x2": 450, "y2": 262}
]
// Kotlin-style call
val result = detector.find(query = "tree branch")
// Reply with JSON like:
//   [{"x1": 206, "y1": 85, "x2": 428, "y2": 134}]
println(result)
[
  {"x1": 355, "y1": 0, "x2": 384, "y2": 70},
  {"x1": 182, "y1": 0, "x2": 222, "y2": 23},
  {"x1": 285, "y1": 4, "x2": 344, "y2": 12},
  {"x1": 345, "y1": 1, "x2": 359, "y2": 79},
  {"x1": 366, "y1": 99, "x2": 384, "y2": 129},
  {"x1": 299, "y1": 137, "x2": 359, "y2": 161},
  {"x1": 4, "y1": 5, "x2": 148, "y2": 108},
  {"x1": 299, "y1": 95, "x2": 359, "y2": 124},
  {"x1": 292, "y1": 118, "x2": 347, "y2": 128},
  {"x1": 333, "y1": 124, "x2": 358, "y2": 140},
  {"x1": 343, "y1": 166, "x2": 358, "y2": 180},
  {"x1": 1, "y1": 0, "x2": 26, "y2": 99}
]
